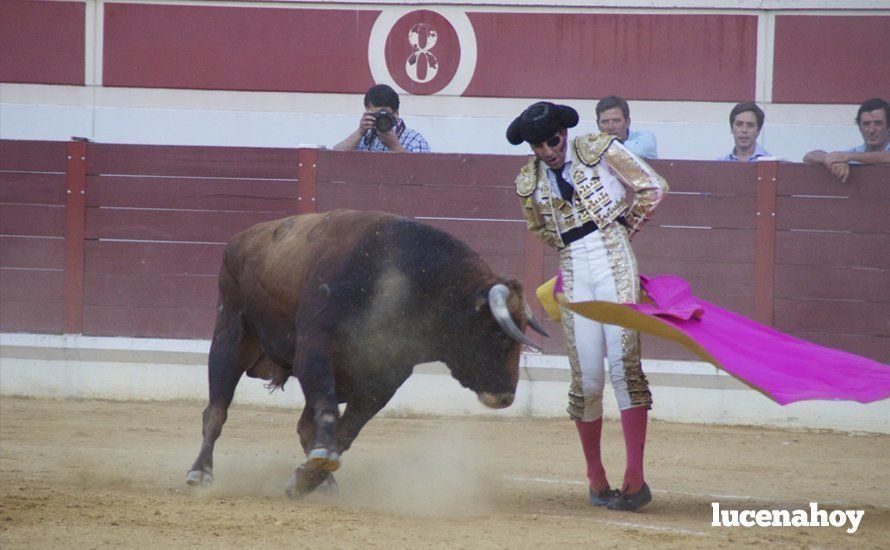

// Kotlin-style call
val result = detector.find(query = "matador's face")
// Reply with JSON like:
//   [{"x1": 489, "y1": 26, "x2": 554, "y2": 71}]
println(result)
[{"x1": 530, "y1": 128, "x2": 568, "y2": 170}]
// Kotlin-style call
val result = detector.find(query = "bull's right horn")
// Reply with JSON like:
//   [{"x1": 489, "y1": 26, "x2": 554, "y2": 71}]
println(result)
[
  {"x1": 523, "y1": 300, "x2": 549, "y2": 337},
  {"x1": 488, "y1": 284, "x2": 541, "y2": 352}
]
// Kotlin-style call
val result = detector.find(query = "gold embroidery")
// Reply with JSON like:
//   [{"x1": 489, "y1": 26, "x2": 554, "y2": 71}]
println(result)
[
  {"x1": 575, "y1": 133, "x2": 617, "y2": 166},
  {"x1": 558, "y1": 249, "x2": 587, "y2": 420},
  {"x1": 535, "y1": 168, "x2": 565, "y2": 248},
  {"x1": 514, "y1": 134, "x2": 666, "y2": 249},
  {"x1": 571, "y1": 168, "x2": 585, "y2": 184},
  {"x1": 601, "y1": 223, "x2": 651, "y2": 408},
  {"x1": 514, "y1": 158, "x2": 538, "y2": 197},
  {"x1": 603, "y1": 143, "x2": 668, "y2": 236}
]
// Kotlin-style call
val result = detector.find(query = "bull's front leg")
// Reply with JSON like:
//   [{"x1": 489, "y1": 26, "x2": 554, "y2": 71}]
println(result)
[
  {"x1": 300, "y1": 350, "x2": 341, "y2": 471},
  {"x1": 285, "y1": 380, "x2": 401, "y2": 500},
  {"x1": 286, "y1": 404, "x2": 337, "y2": 499},
  {"x1": 286, "y1": 349, "x2": 340, "y2": 499},
  {"x1": 291, "y1": 284, "x2": 343, "y2": 473},
  {"x1": 331, "y1": 384, "x2": 400, "y2": 456}
]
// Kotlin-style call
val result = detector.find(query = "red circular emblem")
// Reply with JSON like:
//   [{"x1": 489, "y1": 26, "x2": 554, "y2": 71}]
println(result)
[{"x1": 384, "y1": 10, "x2": 460, "y2": 95}]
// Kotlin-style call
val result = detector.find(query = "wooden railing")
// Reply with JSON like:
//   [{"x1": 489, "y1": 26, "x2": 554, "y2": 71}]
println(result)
[{"x1": 2, "y1": 139, "x2": 887, "y2": 363}]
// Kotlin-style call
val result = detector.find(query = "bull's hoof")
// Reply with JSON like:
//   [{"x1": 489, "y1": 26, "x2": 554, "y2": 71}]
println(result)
[
  {"x1": 285, "y1": 465, "x2": 330, "y2": 500},
  {"x1": 304, "y1": 448, "x2": 341, "y2": 472},
  {"x1": 186, "y1": 468, "x2": 213, "y2": 487}
]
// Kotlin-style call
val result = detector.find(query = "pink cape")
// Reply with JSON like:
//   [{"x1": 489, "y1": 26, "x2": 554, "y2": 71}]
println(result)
[{"x1": 542, "y1": 274, "x2": 890, "y2": 405}]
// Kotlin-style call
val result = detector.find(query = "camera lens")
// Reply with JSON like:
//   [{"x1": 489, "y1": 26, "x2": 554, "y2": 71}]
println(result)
[{"x1": 374, "y1": 110, "x2": 395, "y2": 133}]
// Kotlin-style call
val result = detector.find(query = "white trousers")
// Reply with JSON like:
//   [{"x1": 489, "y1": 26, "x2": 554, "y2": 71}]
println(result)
[{"x1": 560, "y1": 225, "x2": 648, "y2": 421}]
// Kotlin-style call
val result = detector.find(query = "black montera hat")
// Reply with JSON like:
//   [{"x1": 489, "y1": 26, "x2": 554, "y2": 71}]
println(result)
[{"x1": 506, "y1": 102, "x2": 579, "y2": 145}]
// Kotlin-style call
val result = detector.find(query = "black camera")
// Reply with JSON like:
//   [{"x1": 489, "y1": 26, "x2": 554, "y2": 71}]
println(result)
[{"x1": 371, "y1": 109, "x2": 397, "y2": 133}]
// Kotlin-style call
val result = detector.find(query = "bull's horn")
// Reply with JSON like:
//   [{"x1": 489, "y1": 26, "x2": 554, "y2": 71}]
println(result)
[
  {"x1": 488, "y1": 284, "x2": 541, "y2": 352},
  {"x1": 523, "y1": 300, "x2": 550, "y2": 337}
]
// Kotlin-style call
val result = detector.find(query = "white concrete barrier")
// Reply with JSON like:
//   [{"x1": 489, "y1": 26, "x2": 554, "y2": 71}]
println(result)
[{"x1": 1, "y1": 333, "x2": 887, "y2": 433}]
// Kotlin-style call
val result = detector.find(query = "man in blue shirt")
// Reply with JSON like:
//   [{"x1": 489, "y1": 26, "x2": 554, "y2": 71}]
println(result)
[
  {"x1": 333, "y1": 84, "x2": 430, "y2": 153},
  {"x1": 803, "y1": 98, "x2": 890, "y2": 183},
  {"x1": 595, "y1": 96, "x2": 658, "y2": 159},
  {"x1": 718, "y1": 102, "x2": 771, "y2": 162}
]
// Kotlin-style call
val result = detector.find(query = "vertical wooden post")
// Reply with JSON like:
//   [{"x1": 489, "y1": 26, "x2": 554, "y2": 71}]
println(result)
[
  {"x1": 754, "y1": 160, "x2": 777, "y2": 326},
  {"x1": 523, "y1": 230, "x2": 546, "y2": 349},
  {"x1": 296, "y1": 148, "x2": 318, "y2": 214},
  {"x1": 63, "y1": 140, "x2": 87, "y2": 334}
]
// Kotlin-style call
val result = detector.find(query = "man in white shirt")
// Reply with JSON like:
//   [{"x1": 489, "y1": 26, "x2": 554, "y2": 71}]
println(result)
[{"x1": 718, "y1": 102, "x2": 772, "y2": 162}]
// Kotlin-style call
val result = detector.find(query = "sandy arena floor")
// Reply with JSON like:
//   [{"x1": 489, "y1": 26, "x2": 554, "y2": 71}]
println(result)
[{"x1": 1, "y1": 396, "x2": 888, "y2": 548}]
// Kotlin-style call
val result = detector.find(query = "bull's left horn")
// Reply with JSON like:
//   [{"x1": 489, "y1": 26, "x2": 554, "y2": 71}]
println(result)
[
  {"x1": 488, "y1": 284, "x2": 541, "y2": 352},
  {"x1": 523, "y1": 300, "x2": 549, "y2": 337}
]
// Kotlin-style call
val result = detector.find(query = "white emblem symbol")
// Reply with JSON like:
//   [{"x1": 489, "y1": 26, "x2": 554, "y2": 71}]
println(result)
[
  {"x1": 369, "y1": 7, "x2": 478, "y2": 96},
  {"x1": 406, "y1": 23, "x2": 438, "y2": 83}
]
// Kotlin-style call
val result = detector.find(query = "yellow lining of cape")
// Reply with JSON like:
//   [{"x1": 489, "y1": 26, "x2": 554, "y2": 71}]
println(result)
[{"x1": 535, "y1": 276, "x2": 772, "y2": 401}]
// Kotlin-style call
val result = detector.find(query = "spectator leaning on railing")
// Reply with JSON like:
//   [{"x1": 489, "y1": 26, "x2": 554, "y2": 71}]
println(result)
[{"x1": 803, "y1": 98, "x2": 890, "y2": 183}]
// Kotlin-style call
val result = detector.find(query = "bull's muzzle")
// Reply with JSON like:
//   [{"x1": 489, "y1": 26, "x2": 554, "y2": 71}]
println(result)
[{"x1": 478, "y1": 392, "x2": 515, "y2": 409}]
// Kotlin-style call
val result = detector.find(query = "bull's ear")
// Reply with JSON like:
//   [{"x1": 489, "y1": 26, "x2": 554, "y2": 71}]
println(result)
[{"x1": 474, "y1": 293, "x2": 488, "y2": 312}]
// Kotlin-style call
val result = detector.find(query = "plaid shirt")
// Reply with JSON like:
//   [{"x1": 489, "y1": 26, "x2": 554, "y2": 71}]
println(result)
[{"x1": 357, "y1": 120, "x2": 430, "y2": 153}]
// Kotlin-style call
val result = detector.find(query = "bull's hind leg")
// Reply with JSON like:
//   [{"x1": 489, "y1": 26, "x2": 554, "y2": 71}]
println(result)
[{"x1": 187, "y1": 309, "x2": 257, "y2": 487}]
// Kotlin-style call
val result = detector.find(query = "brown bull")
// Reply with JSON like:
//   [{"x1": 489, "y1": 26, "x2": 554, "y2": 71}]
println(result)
[{"x1": 186, "y1": 210, "x2": 547, "y2": 498}]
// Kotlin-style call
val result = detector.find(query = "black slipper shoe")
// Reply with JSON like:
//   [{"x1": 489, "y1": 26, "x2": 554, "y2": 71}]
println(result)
[
  {"x1": 589, "y1": 487, "x2": 620, "y2": 507},
  {"x1": 606, "y1": 482, "x2": 652, "y2": 512}
]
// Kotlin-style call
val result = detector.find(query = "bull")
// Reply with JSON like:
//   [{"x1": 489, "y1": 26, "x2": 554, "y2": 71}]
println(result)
[{"x1": 186, "y1": 210, "x2": 547, "y2": 498}]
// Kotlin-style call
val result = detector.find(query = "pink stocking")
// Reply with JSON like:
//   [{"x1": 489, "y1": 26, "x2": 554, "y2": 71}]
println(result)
[
  {"x1": 575, "y1": 419, "x2": 609, "y2": 492},
  {"x1": 620, "y1": 406, "x2": 648, "y2": 493}
]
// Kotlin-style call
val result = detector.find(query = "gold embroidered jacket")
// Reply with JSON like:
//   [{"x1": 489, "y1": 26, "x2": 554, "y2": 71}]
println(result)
[{"x1": 515, "y1": 133, "x2": 668, "y2": 248}]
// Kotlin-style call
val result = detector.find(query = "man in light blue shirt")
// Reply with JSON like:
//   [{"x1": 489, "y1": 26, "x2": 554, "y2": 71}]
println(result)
[
  {"x1": 595, "y1": 96, "x2": 658, "y2": 159},
  {"x1": 718, "y1": 102, "x2": 771, "y2": 162},
  {"x1": 804, "y1": 98, "x2": 890, "y2": 183}
]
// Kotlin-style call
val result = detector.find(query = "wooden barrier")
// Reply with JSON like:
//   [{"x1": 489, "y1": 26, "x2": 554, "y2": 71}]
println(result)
[
  {"x1": 772, "y1": 163, "x2": 890, "y2": 362},
  {"x1": 0, "y1": 140, "x2": 68, "y2": 333},
  {"x1": 1, "y1": 139, "x2": 887, "y2": 363},
  {"x1": 81, "y1": 143, "x2": 300, "y2": 338}
]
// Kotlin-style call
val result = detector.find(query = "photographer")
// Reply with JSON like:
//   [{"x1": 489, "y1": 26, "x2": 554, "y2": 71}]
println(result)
[{"x1": 333, "y1": 84, "x2": 430, "y2": 153}]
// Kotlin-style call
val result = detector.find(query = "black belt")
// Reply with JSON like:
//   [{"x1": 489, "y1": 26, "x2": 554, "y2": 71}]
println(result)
[{"x1": 560, "y1": 221, "x2": 599, "y2": 245}]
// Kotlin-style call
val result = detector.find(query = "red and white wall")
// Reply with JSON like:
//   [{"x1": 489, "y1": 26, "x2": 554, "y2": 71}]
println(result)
[{"x1": 2, "y1": 0, "x2": 888, "y2": 160}]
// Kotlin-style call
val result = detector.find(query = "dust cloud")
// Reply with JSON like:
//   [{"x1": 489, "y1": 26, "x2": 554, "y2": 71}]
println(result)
[
  {"x1": 55, "y1": 422, "x2": 501, "y2": 518},
  {"x1": 332, "y1": 425, "x2": 499, "y2": 518}
]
